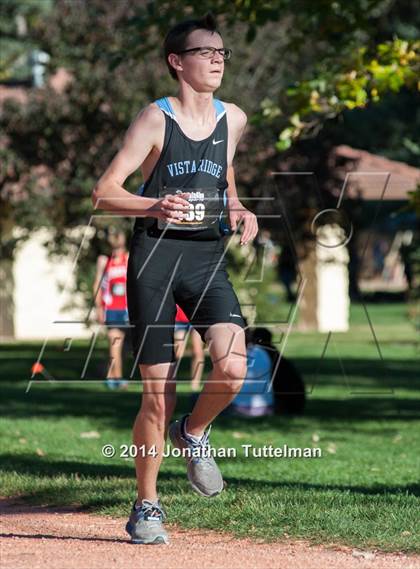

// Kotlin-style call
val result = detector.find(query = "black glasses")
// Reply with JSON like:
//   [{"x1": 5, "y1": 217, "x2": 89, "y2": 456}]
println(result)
[{"x1": 177, "y1": 46, "x2": 232, "y2": 60}]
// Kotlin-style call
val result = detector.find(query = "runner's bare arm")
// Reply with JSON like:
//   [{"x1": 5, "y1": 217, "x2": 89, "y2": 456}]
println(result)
[
  {"x1": 92, "y1": 105, "x2": 190, "y2": 221},
  {"x1": 225, "y1": 103, "x2": 247, "y2": 169},
  {"x1": 224, "y1": 104, "x2": 258, "y2": 245},
  {"x1": 226, "y1": 166, "x2": 240, "y2": 203},
  {"x1": 93, "y1": 255, "x2": 108, "y2": 324},
  {"x1": 225, "y1": 103, "x2": 247, "y2": 203},
  {"x1": 93, "y1": 255, "x2": 108, "y2": 307}
]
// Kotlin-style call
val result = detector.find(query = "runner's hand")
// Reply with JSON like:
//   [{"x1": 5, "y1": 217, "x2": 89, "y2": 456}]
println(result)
[
  {"x1": 228, "y1": 198, "x2": 258, "y2": 245},
  {"x1": 152, "y1": 192, "x2": 191, "y2": 224}
]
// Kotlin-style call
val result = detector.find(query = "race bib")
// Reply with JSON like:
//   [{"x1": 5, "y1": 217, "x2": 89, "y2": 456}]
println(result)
[
  {"x1": 111, "y1": 282, "x2": 126, "y2": 296},
  {"x1": 157, "y1": 187, "x2": 224, "y2": 231}
]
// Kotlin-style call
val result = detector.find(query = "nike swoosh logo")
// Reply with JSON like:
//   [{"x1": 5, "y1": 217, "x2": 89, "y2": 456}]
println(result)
[
  {"x1": 212, "y1": 139, "x2": 224, "y2": 145},
  {"x1": 229, "y1": 313, "x2": 242, "y2": 318}
]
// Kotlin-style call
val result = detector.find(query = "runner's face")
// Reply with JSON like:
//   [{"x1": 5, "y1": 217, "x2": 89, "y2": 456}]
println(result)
[
  {"x1": 177, "y1": 30, "x2": 225, "y2": 92},
  {"x1": 108, "y1": 232, "x2": 126, "y2": 249}
]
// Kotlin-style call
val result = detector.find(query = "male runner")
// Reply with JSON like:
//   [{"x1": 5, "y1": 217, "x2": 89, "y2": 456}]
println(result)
[{"x1": 92, "y1": 13, "x2": 258, "y2": 544}]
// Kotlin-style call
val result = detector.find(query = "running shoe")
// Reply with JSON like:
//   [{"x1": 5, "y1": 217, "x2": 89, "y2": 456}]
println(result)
[
  {"x1": 169, "y1": 413, "x2": 224, "y2": 497},
  {"x1": 125, "y1": 498, "x2": 169, "y2": 545}
]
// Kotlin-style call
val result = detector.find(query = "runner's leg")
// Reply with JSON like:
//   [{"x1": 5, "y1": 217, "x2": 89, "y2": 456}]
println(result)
[
  {"x1": 133, "y1": 361, "x2": 177, "y2": 503},
  {"x1": 174, "y1": 327, "x2": 187, "y2": 361},
  {"x1": 190, "y1": 327, "x2": 205, "y2": 391},
  {"x1": 106, "y1": 328, "x2": 125, "y2": 378},
  {"x1": 186, "y1": 323, "x2": 247, "y2": 437}
]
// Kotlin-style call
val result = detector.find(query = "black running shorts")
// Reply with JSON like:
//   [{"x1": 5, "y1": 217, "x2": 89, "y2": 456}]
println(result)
[{"x1": 126, "y1": 228, "x2": 246, "y2": 365}]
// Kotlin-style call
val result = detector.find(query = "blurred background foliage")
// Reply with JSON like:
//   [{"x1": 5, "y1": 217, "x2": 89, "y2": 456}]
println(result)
[{"x1": 0, "y1": 0, "x2": 419, "y2": 318}]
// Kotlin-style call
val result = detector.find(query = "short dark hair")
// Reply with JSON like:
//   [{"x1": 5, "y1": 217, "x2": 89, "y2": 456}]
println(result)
[{"x1": 163, "y1": 13, "x2": 221, "y2": 81}]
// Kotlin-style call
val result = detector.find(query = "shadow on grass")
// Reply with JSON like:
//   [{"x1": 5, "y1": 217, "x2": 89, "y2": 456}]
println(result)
[
  {"x1": 294, "y1": 358, "x2": 420, "y2": 393},
  {"x1": 1, "y1": 339, "x2": 418, "y2": 391},
  {"x1": 1, "y1": 382, "x2": 419, "y2": 435},
  {"x1": 1, "y1": 453, "x2": 419, "y2": 499}
]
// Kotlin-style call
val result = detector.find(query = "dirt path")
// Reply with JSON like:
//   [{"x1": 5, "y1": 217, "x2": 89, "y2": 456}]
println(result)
[{"x1": 0, "y1": 498, "x2": 418, "y2": 569}]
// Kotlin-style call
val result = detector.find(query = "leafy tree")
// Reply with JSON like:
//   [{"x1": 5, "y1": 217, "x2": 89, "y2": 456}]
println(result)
[{"x1": 1, "y1": 0, "x2": 418, "y2": 326}]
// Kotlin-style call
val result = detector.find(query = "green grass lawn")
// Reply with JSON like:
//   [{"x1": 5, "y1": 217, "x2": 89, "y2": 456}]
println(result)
[{"x1": 0, "y1": 301, "x2": 419, "y2": 552}]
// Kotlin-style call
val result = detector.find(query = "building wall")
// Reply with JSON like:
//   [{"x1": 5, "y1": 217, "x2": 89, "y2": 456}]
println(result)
[{"x1": 12, "y1": 228, "x2": 92, "y2": 340}]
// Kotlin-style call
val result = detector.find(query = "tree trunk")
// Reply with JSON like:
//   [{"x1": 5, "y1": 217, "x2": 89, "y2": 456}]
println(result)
[
  {"x1": 0, "y1": 257, "x2": 15, "y2": 339},
  {"x1": 297, "y1": 238, "x2": 318, "y2": 331}
]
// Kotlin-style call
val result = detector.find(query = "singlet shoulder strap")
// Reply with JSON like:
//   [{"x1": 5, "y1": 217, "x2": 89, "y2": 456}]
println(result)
[
  {"x1": 213, "y1": 98, "x2": 226, "y2": 122},
  {"x1": 155, "y1": 96, "x2": 226, "y2": 123},
  {"x1": 155, "y1": 97, "x2": 176, "y2": 120}
]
